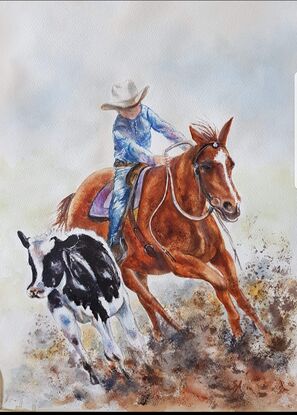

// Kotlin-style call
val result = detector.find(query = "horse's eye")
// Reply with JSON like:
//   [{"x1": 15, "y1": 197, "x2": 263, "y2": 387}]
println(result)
[{"x1": 201, "y1": 163, "x2": 212, "y2": 172}]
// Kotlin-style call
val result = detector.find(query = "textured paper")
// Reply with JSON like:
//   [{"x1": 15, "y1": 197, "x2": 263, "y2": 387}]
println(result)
[{"x1": 1, "y1": 1, "x2": 297, "y2": 411}]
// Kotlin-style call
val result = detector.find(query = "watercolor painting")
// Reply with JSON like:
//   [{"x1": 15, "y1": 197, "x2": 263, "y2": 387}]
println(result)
[{"x1": 1, "y1": 1, "x2": 297, "y2": 412}]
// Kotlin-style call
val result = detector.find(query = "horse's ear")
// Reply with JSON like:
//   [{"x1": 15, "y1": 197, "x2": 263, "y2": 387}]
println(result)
[
  {"x1": 189, "y1": 125, "x2": 207, "y2": 147},
  {"x1": 218, "y1": 117, "x2": 233, "y2": 145}
]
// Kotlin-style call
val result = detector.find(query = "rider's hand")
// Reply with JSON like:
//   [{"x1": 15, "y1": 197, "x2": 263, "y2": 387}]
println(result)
[{"x1": 154, "y1": 155, "x2": 167, "y2": 165}]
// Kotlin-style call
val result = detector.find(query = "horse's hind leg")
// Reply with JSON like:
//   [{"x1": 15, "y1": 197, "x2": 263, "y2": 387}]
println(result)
[
  {"x1": 121, "y1": 267, "x2": 182, "y2": 335},
  {"x1": 136, "y1": 273, "x2": 163, "y2": 340},
  {"x1": 211, "y1": 249, "x2": 272, "y2": 345}
]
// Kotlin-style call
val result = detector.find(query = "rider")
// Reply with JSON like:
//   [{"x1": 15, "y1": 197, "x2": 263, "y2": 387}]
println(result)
[{"x1": 101, "y1": 79, "x2": 187, "y2": 262}]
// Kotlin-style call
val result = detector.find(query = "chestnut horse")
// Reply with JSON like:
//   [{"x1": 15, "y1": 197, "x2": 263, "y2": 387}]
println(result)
[{"x1": 55, "y1": 118, "x2": 271, "y2": 344}]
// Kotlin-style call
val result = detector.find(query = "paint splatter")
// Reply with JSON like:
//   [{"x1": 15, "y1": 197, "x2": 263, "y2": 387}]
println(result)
[{"x1": 4, "y1": 217, "x2": 297, "y2": 411}]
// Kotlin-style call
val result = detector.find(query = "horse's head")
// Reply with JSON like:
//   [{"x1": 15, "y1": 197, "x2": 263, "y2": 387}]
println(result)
[{"x1": 189, "y1": 118, "x2": 241, "y2": 222}]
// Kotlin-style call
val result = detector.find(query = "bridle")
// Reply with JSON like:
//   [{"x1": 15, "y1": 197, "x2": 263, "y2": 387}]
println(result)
[
  {"x1": 148, "y1": 140, "x2": 242, "y2": 269},
  {"x1": 166, "y1": 141, "x2": 214, "y2": 221},
  {"x1": 148, "y1": 141, "x2": 213, "y2": 257},
  {"x1": 165, "y1": 140, "x2": 224, "y2": 221}
]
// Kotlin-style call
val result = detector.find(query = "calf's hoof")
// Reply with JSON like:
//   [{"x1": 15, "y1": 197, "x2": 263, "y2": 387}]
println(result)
[
  {"x1": 83, "y1": 362, "x2": 100, "y2": 385},
  {"x1": 90, "y1": 373, "x2": 100, "y2": 385}
]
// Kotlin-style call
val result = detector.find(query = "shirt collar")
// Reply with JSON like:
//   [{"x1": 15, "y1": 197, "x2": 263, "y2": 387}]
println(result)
[{"x1": 118, "y1": 104, "x2": 143, "y2": 122}]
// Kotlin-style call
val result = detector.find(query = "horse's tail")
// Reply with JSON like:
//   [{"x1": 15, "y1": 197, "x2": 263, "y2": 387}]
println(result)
[{"x1": 53, "y1": 193, "x2": 75, "y2": 229}]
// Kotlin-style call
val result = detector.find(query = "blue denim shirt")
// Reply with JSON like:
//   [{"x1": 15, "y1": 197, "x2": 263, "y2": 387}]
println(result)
[{"x1": 112, "y1": 104, "x2": 186, "y2": 165}]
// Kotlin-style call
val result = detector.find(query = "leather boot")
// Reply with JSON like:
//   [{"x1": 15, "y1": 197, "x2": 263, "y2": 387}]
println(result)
[{"x1": 110, "y1": 237, "x2": 128, "y2": 264}]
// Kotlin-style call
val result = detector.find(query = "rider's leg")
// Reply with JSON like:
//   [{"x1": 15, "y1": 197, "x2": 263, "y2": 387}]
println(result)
[{"x1": 108, "y1": 167, "x2": 131, "y2": 260}]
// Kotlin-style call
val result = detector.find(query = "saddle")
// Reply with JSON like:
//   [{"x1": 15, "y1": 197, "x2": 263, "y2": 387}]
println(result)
[
  {"x1": 89, "y1": 164, "x2": 166, "y2": 259},
  {"x1": 89, "y1": 163, "x2": 150, "y2": 220}
]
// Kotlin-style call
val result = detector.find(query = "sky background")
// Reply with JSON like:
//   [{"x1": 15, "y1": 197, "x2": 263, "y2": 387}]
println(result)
[{"x1": 0, "y1": 1, "x2": 297, "y2": 408}]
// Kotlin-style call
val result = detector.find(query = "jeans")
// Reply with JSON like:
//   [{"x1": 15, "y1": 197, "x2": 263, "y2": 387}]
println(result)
[{"x1": 107, "y1": 167, "x2": 132, "y2": 245}]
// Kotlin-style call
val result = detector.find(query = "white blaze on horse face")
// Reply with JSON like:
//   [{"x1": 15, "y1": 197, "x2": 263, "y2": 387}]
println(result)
[{"x1": 214, "y1": 149, "x2": 239, "y2": 205}]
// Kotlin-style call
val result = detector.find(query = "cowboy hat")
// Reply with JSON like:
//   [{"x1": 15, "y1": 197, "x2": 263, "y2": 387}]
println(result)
[{"x1": 101, "y1": 80, "x2": 149, "y2": 111}]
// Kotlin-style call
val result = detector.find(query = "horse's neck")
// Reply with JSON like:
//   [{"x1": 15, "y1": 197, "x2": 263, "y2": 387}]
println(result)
[{"x1": 169, "y1": 148, "x2": 206, "y2": 216}]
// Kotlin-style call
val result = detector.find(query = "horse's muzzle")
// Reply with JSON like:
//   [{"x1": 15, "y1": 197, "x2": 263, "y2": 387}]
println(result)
[
  {"x1": 220, "y1": 202, "x2": 241, "y2": 221},
  {"x1": 212, "y1": 200, "x2": 240, "y2": 222},
  {"x1": 209, "y1": 196, "x2": 241, "y2": 221}
]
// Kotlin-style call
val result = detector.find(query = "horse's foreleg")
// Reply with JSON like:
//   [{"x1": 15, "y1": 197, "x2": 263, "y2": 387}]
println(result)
[
  {"x1": 165, "y1": 251, "x2": 228, "y2": 291},
  {"x1": 214, "y1": 289, "x2": 242, "y2": 338},
  {"x1": 121, "y1": 267, "x2": 182, "y2": 333},
  {"x1": 210, "y1": 249, "x2": 272, "y2": 345},
  {"x1": 164, "y1": 251, "x2": 245, "y2": 337}
]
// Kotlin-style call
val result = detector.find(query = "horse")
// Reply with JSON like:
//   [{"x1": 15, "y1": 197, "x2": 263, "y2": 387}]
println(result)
[{"x1": 54, "y1": 118, "x2": 271, "y2": 345}]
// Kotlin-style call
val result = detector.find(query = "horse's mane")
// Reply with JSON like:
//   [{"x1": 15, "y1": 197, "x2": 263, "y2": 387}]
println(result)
[{"x1": 191, "y1": 120, "x2": 219, "y2": 142}]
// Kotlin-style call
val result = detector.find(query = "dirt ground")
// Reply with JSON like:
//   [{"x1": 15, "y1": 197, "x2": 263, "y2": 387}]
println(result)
[{"x1": 4, "y1": 223, "x2": 297, "y2": 411}]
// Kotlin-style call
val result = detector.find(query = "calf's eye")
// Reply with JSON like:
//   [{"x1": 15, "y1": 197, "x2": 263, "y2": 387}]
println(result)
[{"x1": 51, "y1": 260, "x2": 62, "y2": 273}]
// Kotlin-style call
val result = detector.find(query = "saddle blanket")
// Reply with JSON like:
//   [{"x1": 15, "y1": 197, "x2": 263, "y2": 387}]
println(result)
[{"x1": 89, "y1": 166, "x2": 151, "y2": 219}]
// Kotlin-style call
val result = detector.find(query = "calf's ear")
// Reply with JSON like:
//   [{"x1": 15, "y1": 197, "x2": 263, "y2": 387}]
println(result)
[
  {"x1": 17, "y1": 231, "x2": 30, "y2": 249},
  {"x1": 51, "y1": 234, "x2": 79, "y2": 249}
]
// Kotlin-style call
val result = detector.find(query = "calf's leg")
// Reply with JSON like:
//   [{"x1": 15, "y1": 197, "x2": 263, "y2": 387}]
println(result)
[
  {"x1": 48, "y1": 292, "x2": 99, "y2": 385},
  {"x1": 116, "y1": 293, "x2": 147, "y2": 352},
  {"x1": 92, "y1": 317, "x2": 123, "y2": 364}
]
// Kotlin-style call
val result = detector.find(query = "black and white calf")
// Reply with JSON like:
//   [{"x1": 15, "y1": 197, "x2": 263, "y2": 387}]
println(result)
[{"x1": 17, "y1": 228, "x2": 145, "y2": 384}]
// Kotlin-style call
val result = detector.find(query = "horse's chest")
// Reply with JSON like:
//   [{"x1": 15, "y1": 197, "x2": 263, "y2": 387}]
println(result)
[
  {"x1": 195, "y1": 229, "x2": 218, "y2": 261},
  {"x1": 156, "y1": 218, "x2": 214, "y2": 257}
]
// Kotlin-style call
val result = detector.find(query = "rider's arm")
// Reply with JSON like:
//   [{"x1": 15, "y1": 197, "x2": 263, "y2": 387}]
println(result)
[
  {"x1": 146, "y1": 106, "x2": 187, "y2": 143},
  {"x1": 113, "y1": 130, "x2": 155, "y2": 165}
]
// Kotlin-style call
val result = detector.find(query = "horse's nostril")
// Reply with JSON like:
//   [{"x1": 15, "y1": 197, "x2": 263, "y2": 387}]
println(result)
[
  {"x1": 223, "y1": 201, "x2": 234, "y2": 212},
  {"x1": 211, "y1": 197, "x2": 221, "y2": 207}
]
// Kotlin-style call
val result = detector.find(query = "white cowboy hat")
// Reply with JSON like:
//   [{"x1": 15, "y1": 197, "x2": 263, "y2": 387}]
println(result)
[{"x1": 101, "y1": 80, "x2": 149, "y2": 111}]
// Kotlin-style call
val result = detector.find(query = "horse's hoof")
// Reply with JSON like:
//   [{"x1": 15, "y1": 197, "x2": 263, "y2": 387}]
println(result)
[
  {"x1": 264, "y1": 332, "x2": 274, "y2": 347},
  {"x1": 231, "y1": 326, "x2": 243, "y2": 339},
  {"x1": 225, "y1": 331, "x2": 246, "y2": 351},
  {"x1": 267, "y1": 335, "x2": 290, "y2": 352},
  {"x1": 179, "y1": 326, "x2": 195, "y2": 340},
  {"x1": 152, "y1": 330, "x2": 163, "y2": 342}
]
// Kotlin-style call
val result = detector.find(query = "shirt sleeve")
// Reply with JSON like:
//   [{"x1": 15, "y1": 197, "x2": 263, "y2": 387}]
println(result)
[
  {"x1": 113, "y1": 129, "x2": 155, "y2": 165},
  {"x1": 146, "y1": 106, "x2": 187, "y2": 143}
]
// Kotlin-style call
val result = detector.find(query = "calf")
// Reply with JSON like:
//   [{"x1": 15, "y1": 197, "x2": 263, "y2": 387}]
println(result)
[{"x1": 17, "y1": 228, "x2": 145, "y2": 385}]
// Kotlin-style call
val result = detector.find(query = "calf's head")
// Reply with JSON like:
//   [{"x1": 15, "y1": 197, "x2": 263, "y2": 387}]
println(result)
[{"x1": 17, "y1": 231, "x2": 77, "y2": 299}]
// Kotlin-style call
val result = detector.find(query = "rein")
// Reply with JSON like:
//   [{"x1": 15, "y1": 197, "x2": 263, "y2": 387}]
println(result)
[
  {"x1": 148, "y1": 141, "x2": 242, "y2": 270},
  {"x1": 148, "y1": 141, "x2": 213, "y2": 258},
  {"x1": 165, "y1": 141, "x2": 214, "y2": 221}
]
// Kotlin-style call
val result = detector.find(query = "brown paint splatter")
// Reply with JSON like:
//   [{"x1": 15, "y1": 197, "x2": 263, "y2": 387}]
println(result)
[{"x1": 4, "y1": 220, "x2": 297, "y2": 411}]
